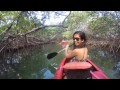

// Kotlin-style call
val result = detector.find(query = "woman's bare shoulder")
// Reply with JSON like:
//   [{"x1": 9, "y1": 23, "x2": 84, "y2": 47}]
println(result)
[{"x1": 74, "y1": 47, "x2": 88, "y2": 53}]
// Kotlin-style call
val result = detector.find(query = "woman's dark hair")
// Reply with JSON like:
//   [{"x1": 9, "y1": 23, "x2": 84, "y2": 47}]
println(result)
[{"x1": 73, "y1": 31, "x2": 87, "y2": 49}]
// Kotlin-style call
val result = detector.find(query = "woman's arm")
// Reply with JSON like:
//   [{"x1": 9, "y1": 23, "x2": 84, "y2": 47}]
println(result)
[{"x1": 65, "y1": 45, "x2": 76, "y2": 58}]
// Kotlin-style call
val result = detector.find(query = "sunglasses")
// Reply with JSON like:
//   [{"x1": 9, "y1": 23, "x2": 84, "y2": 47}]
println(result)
[{"x1": 73, "y1": 38, "x2": 80, "y2": 41}]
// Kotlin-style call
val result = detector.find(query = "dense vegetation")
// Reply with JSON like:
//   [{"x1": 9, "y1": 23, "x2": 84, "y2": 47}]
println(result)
[
  {"x1": 0, "y1": 11, "x2": 120, "y2": 79},
  {"x1": 0, "y1": 11, "x2": 120, "y2": 54}
]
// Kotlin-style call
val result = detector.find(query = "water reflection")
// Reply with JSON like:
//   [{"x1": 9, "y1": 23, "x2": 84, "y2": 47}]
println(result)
[
  {"x1": 89, "y1": 49, "x2": 120, "y2": 79},
  {"x1": 0, "y1": 44, "x2": 120, "y2": 79},
  {"x1": 112, "y1": 61, "x2": 120, "y2": 78},
  {"x1": 41, "y1": 68, "x2": 54, "y2": 79},
  {"x1": 0, "y1": 44, "x2": 61, "y2": 79}
]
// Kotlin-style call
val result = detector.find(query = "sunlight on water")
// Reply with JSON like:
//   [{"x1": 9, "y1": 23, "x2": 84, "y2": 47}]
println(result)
[{"x1": 41, "y1": 68, "x2": 54, "y2": 79}]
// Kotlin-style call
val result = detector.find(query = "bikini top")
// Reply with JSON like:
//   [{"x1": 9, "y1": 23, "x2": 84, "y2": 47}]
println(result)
[
  {"x1": 71, "y1": 48, "x2": 86, "y2": 62},
  {"x1": 71, "y1": 57, "x2": 86, "y2": 62}
]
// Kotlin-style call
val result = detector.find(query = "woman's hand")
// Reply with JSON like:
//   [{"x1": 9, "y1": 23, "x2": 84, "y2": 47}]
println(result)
[
  {"x1": 65, "y1": 44, "x2": 69, "y2": 50},
  {"x1": 65, "y1": 40, "x2": 70, "y2": 49}
]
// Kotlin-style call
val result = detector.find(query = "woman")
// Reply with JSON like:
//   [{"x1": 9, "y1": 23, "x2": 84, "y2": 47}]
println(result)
[
  {"x1": 63, "y1": 31, "x2": 91, "y2": 79},
  {"x1": 65, "y1": 31, "x2": 88, "y2": 61}
]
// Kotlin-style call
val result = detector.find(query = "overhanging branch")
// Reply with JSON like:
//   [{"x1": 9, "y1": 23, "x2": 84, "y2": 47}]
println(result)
[{"x1": 23, "y1": 24, "x2": 68, "y2": 35}]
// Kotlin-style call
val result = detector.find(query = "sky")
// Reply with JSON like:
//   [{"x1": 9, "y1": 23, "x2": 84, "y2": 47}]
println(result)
[{"x1": 36, "y1": 11, "x2": 70, "y2": 25}]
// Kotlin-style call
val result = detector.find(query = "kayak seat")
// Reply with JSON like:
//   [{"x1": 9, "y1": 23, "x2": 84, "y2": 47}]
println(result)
[
  {"x1": 63, "y1": 62, "x2": 92, "y2": 79},
  {"x1": 63, "y1": 68, "x2": 92, "y2": 79},
  {"x1": 63, "y1": 62, "x2": 92, "y2": 69}
]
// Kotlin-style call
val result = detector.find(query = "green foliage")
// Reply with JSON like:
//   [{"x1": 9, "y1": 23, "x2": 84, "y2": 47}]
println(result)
[
  {"x1": 0, "y1": 11, "x2": 42, "y2": 36},
  {"x1": 65, "y1": 11, "x2": 120, "y2": 38},
  {"x1": 89, "y1": 15, "x2": 116, "y2": 37},
  {"x1": 63, "y1": 11, "x2": 94, "y2": 39},
  {"x1": 1, "y1": 11, "x2": 120, "y2": 41},
  {"x1": 0, "y1": 11, "x2": 64, "y2": 41}
]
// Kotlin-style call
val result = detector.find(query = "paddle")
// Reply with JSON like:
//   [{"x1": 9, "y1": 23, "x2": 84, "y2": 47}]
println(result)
[{"x1": 47, "y1": 44, "x2": 73, "y2": 59}]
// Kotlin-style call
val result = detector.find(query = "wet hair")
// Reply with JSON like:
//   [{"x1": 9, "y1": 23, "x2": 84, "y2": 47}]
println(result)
[{"x1": 73, "y1": 31, "x2": 87, "y2": 49}]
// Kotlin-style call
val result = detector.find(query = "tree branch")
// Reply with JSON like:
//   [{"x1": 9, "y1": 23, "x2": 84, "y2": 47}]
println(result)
[
  {"x1": 62, "y1": 11, "x2": 71, "y2": 24},
  {"x1": 23, "y1": 24, "x2": 67, "y2": 36},
  {"x1": 0, "y1": 11, "x2": 23, "y2": 37}
]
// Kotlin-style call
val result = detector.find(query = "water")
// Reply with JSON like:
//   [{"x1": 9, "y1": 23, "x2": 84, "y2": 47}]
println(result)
[
  {"x1": 88, "y1": 49, "x2": 120, "y2": 79},
  {"x1": 0, "y1": 44, "x2": 120, "y2": 79}
]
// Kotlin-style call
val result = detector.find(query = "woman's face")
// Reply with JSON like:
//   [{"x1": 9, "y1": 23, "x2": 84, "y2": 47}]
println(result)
[{"x1": 73, "y1": 34, "x2": 84, "y2": 46}]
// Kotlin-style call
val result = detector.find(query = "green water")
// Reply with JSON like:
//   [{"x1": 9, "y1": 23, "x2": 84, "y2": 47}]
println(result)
[{"x1": 0, "y1": 44, "x2": 120, "y2": 79}]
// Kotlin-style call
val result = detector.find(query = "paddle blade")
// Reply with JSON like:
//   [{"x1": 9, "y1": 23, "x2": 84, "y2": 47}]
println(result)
[{"x1": 47, "y1": 52, "x2": 58, "y2": 59}]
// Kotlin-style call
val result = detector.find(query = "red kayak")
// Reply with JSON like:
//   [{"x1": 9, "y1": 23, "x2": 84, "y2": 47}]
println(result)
[{"x1": 54, "y1": 57, "x2": 109, "y2": 79}]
